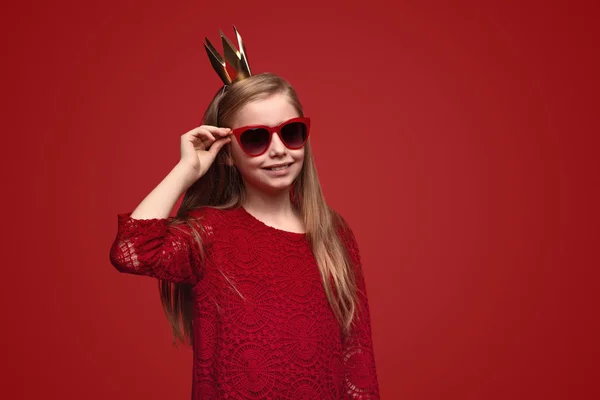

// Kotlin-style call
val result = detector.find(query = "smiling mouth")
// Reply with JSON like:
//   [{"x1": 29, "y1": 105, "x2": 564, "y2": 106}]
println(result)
[{"x1": 263, "y1": 163, "x2": 292, "y2": 171}]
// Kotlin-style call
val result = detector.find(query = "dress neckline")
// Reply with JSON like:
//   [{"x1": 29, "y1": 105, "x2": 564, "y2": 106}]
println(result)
[{"x1": 239, "y1": 206, "x2": 307, "y2": 238}]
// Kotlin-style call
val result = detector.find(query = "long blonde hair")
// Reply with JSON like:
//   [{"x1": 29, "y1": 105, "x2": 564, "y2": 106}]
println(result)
[{"x1": 162, "y1": 72, "x2": 361, "y2": 346}]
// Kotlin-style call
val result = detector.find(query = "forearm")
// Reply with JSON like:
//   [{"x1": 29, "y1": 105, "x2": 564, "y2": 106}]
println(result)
[{"x1": 130, "y1": 162, "x2": 195, "y2": 220}]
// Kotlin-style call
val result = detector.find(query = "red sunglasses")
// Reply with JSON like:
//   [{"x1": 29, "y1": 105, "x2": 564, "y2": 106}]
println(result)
[{"x1": 230, "y1": 117, "x2": 311, "y2": 157}]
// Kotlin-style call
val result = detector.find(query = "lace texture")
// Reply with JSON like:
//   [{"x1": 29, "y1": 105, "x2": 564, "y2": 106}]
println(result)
[{"x1": 109, "y1": 207, "x2": 380, "y2": 399}]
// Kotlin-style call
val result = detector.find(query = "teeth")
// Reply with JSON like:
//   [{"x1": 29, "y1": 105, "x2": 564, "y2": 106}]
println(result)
[{"x1": 268, "y1": 164, "x2": 289, "y2": 171}]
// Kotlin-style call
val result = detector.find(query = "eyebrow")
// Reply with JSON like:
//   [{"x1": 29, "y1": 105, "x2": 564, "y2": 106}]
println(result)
[
  {"x1": 238, "y1": 117, "x2": 297, "y2": 128},
  {"x1": 271, "y1": 117, "x2": 300, "y2": 127}
]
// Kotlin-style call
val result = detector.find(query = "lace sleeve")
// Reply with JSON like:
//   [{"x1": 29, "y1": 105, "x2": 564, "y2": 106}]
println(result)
[
  {"x1": 108, "y1": 211, "x2": 205, "y2": 284},
  {"x1": 338, "y1": 221, "x2": 381, "y2": 399}
]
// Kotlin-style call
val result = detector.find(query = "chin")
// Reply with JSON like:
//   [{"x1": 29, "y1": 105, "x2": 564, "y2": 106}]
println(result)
[
  {"x1": 257, "y1": 178, "x2": 296, "y2": 193},
  {"x1": 246, "y1": 171, "x2": 300, "y2": 194}
]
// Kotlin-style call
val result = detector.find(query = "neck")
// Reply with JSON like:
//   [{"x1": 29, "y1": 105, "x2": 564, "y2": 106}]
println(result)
[{"x1": 242, "y1": 183, "x2": 296, "y2": 217}]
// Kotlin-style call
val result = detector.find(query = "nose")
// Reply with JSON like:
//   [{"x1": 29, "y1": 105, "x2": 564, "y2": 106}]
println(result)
[{"x1": 268, "y1": 131, "x2": 287, "y2": 156}]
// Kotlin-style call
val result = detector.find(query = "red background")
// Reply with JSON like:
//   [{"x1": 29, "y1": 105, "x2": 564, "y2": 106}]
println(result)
[{"x1": 2, "y1": 0, "x2": 598, "y2": 399}]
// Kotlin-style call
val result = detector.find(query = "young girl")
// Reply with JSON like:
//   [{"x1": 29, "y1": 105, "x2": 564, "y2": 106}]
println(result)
[{"x1": 109, "y1": 30, "x2": 380, "y2": 399}]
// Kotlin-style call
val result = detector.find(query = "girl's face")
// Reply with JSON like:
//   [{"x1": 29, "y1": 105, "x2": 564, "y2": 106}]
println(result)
[{"x1": 228, "y1": 92, "x2": 305, "y2": 195}]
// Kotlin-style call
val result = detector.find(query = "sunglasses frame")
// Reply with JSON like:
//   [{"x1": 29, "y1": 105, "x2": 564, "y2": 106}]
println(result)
[{"x1": 230, "y1": 117, "x2": 311, "y2": 157}]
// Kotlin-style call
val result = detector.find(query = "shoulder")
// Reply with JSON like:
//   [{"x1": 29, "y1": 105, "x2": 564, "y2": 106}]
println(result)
[
  {"x1": 187, "y1": 205, "x2": 226, "y2": 218},
  {"x1": 172, "y1": 206, "x2": 232, "y2": 246},
  {"x1": 186, "y1": 206, "x2": 241, "y2": 230},
  {"x1": 329, "y1": 208, "x2": 361, "y2": 261},
  {"x1": 329, "y1": 209, "x2": 365, "y2": 277},
  {"x1": 330, "y1": 208, "x2": 356, "y2": 242}
]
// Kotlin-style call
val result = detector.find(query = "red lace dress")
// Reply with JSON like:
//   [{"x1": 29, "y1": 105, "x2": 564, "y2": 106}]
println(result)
[{"x1": 109, "y1": 206, "x2": 380, "y2": 399}]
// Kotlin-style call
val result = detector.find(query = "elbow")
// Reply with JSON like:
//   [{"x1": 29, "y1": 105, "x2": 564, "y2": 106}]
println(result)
[
  {"x1": 109, "y1": 253, "x2": 129, "y2": 274},
  {"x1": 109, "y1": 239, "x2": 141, "y2": 275},
  {"x1": 109, "y1": 245, "x2": 129, "y2": 274}
]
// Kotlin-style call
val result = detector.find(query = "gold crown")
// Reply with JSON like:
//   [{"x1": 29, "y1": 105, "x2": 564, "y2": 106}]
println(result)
[{"x1": 204, "y1": 26, "x2": 252, "y2": 85}]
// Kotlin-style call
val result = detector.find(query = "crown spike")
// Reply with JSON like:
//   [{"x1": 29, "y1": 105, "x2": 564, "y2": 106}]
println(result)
[
  {"x1": 204, "y1": 37, "x2": 232, "y2": 85},
  {"x1": 204, "y1": 26, "x2": 252, "y2": 85},
  {"x1": 232, "y1": 25, "x2": 251, "y2": 77},
  {"x1": 220, "y1": 30, "x2": 243, "y2": 76}
]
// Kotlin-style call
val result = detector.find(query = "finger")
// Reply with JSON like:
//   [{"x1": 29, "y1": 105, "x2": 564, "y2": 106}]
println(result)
[
  {"x1": 191, "y1": 130, "x2": 216, "y2": 142},
  {"x1": 197, "y1": 125, "x2": 232, "y2": 135},
  {"x1": 214, "y1": 127, "x2": 232, "y2": 137},
  {"x1": 208, "y1": 137, "x2": 231, "y2": 157},
  {"x1": 184, "y1": 125, "x2": 223, "y2": 139}
]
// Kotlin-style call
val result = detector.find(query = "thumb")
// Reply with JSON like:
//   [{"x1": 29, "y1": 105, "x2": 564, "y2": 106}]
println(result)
[{"x1": 208, "y1": 137, "x2": 231, "y2": 158}]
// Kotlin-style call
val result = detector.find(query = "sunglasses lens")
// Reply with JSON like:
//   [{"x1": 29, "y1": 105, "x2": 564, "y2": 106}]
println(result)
[
  {"x1": 240, "y1": 128, "x2": 270, "y2": 155},
  {"x1": 281, "y1": 122, "x2": 307, "y2": 148}
]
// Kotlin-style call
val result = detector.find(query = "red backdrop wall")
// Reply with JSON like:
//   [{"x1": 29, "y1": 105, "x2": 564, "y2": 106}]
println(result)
[{"x1": 2, "y1": 0, "x2": 598, "y2": 399}]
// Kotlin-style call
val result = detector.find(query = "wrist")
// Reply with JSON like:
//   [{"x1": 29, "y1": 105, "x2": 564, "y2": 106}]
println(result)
[{"x1": 171, "y1": 162, "x2": 197, "y2": 190}]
